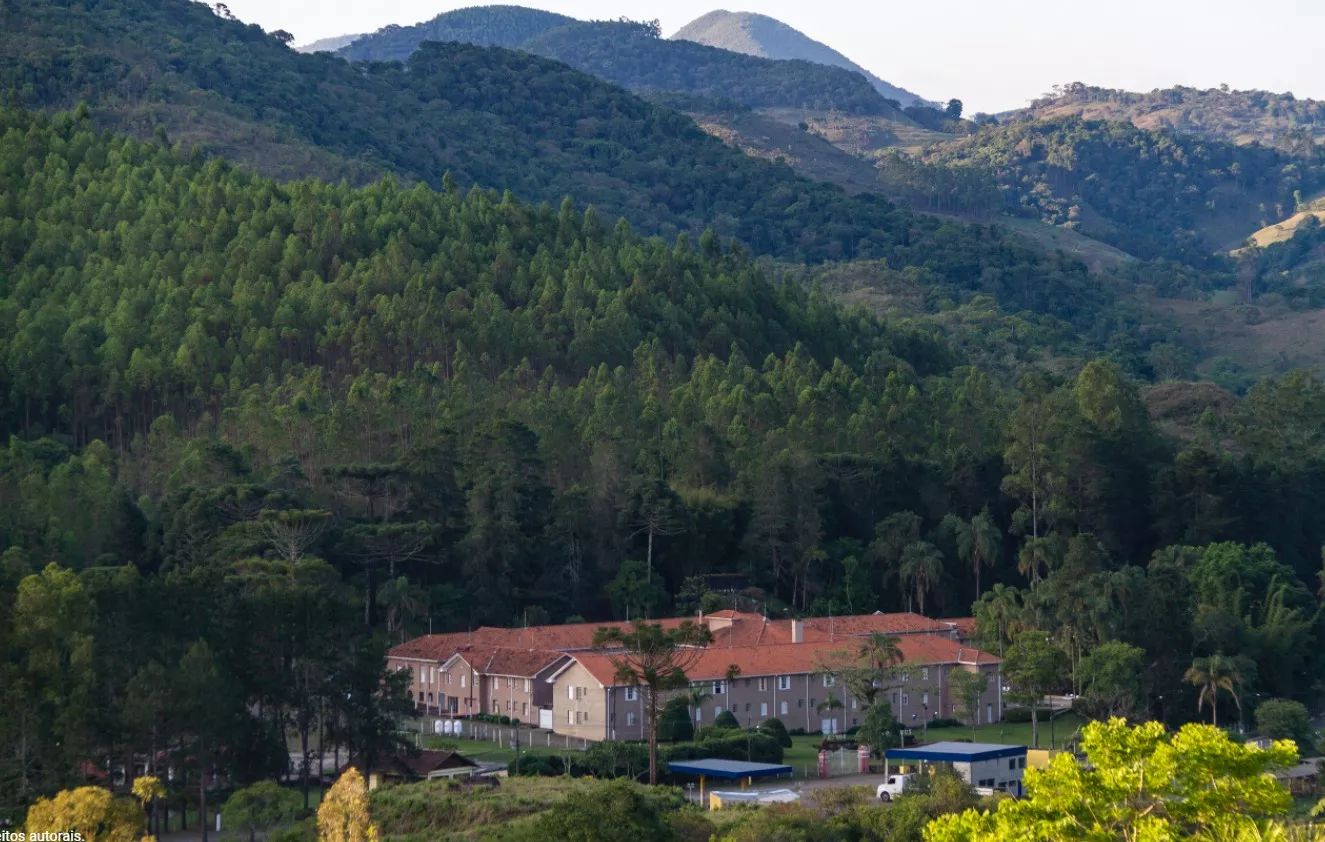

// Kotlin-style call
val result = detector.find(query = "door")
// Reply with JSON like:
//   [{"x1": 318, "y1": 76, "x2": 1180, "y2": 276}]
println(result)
[
  {"x1": 538, "y1": 708, "x2": 553, "y2": 730},
  {"x1": 821, "y1": 717, "x2": 839, "y2": 734}
]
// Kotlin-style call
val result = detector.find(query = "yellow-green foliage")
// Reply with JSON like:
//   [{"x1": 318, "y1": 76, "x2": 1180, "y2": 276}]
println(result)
[{"x1": 924, "y1": 718, "x2": 1302, "y2": 842}]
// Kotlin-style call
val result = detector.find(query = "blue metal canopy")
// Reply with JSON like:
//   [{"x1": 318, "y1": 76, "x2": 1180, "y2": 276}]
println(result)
[
  {"x1": 887, "y1": 741, "x2": 1026, "y2": 763},
  {"x1": 667, "y1": 759, "x2": 794, "y2": 779}
]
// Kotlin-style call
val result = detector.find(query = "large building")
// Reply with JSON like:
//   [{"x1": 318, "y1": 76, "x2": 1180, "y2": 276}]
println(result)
[{"x1": 387, "y1": 610, "x2": 1000, "y2": 738}]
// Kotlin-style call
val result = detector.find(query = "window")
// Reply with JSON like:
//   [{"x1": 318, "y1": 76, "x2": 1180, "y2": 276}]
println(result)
[
  {"x1": 584, "y1": 710, "x2": 589, "y2": 723},
  {"x1": 460, "y1": 675, "x2": 466, "y2": 688},
  {"x1": 627, "y1": 711, "x2": 636, "y2": 727},
  {"x1": 715, "y1": 705, "x2": 723, "y2": 716},
  {"x1": 758, "y1": 678, "x2": 768, "y2": 692},
  {"x1": 900, "y1": 671, "x2": 909, "y2": 682},
  {"x1": 508, "y1": 677, "x2": 515, "y2": 689},
  {"x1": 522, "y1": 703, "x2": 527, "y2": 716},
  {"x1": 446, "y1": 673, "x2": 452, "y2": 685},
  {"x1": 569, "y1": 710, "x2": 575, "y2": 725},
  {"x1": 713, "y1": 680, "x2": 725, "y2": 695},
  {"x1": 780, "y1": 701, "x2": 788, "y2": 715},
  {"x1": 823, "y1": 674, "x2": 835, "y2": 687},
  {"x1": 569, "y1": 685, "x2": 576, "y2": 700},
  {"x1": 525, "y1": 679, "x2": 531, "y2": 692},
  {"x1": 1008, "y1": 759, "x2": 1016, "y2": 770},
  {"x1": 777, "y1": 676, "x2": 791, "y2": 691},
  {"x1": 921, "y1": 667, "x2": 929, "y2": 681},
  {"x1": 695, "y1": 708, "x2": 702, "y2": 723},
  {"x1": 745, "y1": 703, "x2": 751, "y2": 712},
  {"x1": 1019, "y1": 757, "x2": 1027, "y2": 769},
  {"x1": 850, "y1": 698, "x2": 857, "y2": 709},
  {"x1": 760, "y1": 702, "x2": 769, "y2": 717},
  {"x1": 625, "y1": 687, "x2": 638, "y2": 702},
  {"x1": 902, "y1": 693, "x2": 909, "y2": 707},
  {"x1": 922, "y1": 692, "x2": 929, "y2": 707},
  {"x1": 492, "y1": 701, "x2": 499, "y2": 714},
  {"x1": 892, "y1": 692, "x2": 898, "y2": 707}
]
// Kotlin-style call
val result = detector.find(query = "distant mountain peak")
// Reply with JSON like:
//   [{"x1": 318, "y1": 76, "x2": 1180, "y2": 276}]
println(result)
[{"x1": 672, "y1": 10, "x2": 930, "y2": 107}]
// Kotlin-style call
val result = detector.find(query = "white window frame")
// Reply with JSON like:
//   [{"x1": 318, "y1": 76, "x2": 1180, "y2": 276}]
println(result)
[
  {"x1": 713, "y1": 680, "x2": 725, "y2": 695},
  {"x1": 625, "y1": 687, "x2": 638, "y2": 701},
  {"x1": 823, "y1": 674, "x2": 835, "y2": 687},
  {"x1": 777, "y1": 675, "x2": 791, "y2": 691},
  {"x1": 760, "y1": 702, "x2": 769, "y2": 717},
  {"x1": 922, "y1": 667, "x2": 930, "y2": 681},
  {"x1": 780, "y1": 700, "x2": 788, "y2": 715},
  {"x1": 902, "y1": 693, "x2": 910, "y2": 707}
]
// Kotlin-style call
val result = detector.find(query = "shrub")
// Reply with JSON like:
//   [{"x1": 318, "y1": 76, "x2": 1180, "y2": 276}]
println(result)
[
  {"x1": 714, "y1": 710, "x2": 741, "y2": 730},
  {"x1": 927, "y1": 718, "x2": 962, "y2": 729},
  {"x1": 1001, "y1": 707, "x2": 1052, "y2": 723},
  {"x1": 1255, "y1": 698, "x2": 1314, "y2": 747},
  {"x1": 658, "y1": 702, "x2": 694, "y2": 743},
  {"x1": 759, "y1": 718, "x2": 792, "y2": 747}
]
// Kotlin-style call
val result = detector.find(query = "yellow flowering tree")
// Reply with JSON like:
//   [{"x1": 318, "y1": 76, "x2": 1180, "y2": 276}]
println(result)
[
  {"x1": 25, "y1": 787, "x2": 145, "y2": 842},
  {"x1": 317, "y1": 768, "x2": 379, "y2": 842},
  {"x1": 924, "y1": 718, "x2": 1299, "y2": 842}
]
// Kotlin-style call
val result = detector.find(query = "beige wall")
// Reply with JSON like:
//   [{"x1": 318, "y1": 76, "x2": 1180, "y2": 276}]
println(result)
[{"x1": 550, "y1": 662, "x2": 609, "y2": 740}]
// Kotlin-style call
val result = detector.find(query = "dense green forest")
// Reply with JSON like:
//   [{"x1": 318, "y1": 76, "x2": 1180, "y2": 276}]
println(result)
[
  {"x1": 5, "y1": 105, "x2": 1325, "y2": 818},
  {"x1": 925, "y1": 116, "x2": 1324, "y2": 264},
  {"x1": 338, "y1": 4, "x2": 575, "y2": 61},
  {"x1": 339, "y1": 12, "x2": 895, "y2": 115},
  {"x1": 0, "y1": 0, "x2": 1095, "y2": 279},
  {"x1": 1024, "y1": 82, "x2": 1324, "y2": 154}
]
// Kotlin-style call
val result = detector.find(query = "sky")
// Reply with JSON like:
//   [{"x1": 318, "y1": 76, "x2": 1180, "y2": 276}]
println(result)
[{"x1": 222, "y1": 0, "x2": 1324, "y2": 114}]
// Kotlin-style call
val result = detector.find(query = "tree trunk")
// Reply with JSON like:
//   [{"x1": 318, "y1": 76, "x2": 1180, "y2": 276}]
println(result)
[
  {"x1": 647, "y1": 687, "x2": 659, "y2": 785},
  {"x1": 1030, "y1": 707, "x2": 1039, "y2": 749},
  {"x1": 199, "y1": 743, "x2": 209, "y2": 842},
  {"x1": 301, "y1": 720, "x2": 311, "y2": 811}
]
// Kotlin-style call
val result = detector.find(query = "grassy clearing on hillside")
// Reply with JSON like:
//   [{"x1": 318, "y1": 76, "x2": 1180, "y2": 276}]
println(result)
[{"x1": 1156, "y1": 297, "x2": 1325, "y2": 377}]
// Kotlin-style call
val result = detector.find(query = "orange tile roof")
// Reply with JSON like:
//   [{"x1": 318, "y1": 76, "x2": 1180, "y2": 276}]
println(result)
[
  {"x1": 563, "y1": 635, "x2": 999, "y2": 687},
  {"x1": 942, "y1": 617, "x2": 978, "y2": 638},
  {"x1": 789, "y1": 613, "x2": 953, "y2": 641},
  {"x1": 447, "y1": 647, "x2": 567, "y2": 678}
]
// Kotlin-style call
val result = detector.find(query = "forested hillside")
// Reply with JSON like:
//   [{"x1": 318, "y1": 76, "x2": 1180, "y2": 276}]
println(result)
[
  {"x1": 341, "y1": 13, "x2": 894, "y2": 115},
  {"x1": 337, "y1": 5, "x2": 574, "y2": 61},
  {"x1": 1022, "y1": 82, "x2": 1325, "y2": 154},
  {"x1": 7, "y1": 92, "x2": 1325, "y2": 826},
  {"x1": 0, "y1": 0, "x2": 1083, "y2": 278},
  {"x1": 671, "y1": 9, "x2": 927, "y2": 106},
  {"x1": 925, "y1": 116, "x2": 1325, "y2": 264}
]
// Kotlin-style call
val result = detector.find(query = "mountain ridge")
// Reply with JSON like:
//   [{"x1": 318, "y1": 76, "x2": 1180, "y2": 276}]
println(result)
[{"x1": 672, "y1": 10, "x2": 929, "y2": 107}]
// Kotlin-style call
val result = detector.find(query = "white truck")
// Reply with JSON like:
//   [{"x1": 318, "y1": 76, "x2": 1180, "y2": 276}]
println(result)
[{"x1": 876, "y1": 773, "x2": 913, "y2": 801}]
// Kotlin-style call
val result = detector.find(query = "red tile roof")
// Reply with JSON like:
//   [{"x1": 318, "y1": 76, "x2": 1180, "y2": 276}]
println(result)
[
  {"x1": 447, "y1": 646, "x2": 567, "y2": 678},
  {"x1": 564, "y1": 635, "x2": 999, "y2": 687}
]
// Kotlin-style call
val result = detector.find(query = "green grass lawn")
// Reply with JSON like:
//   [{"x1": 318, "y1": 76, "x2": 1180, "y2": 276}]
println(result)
[{"x1": 917, "y1": 712, "x2": 1084, "y2": 750}]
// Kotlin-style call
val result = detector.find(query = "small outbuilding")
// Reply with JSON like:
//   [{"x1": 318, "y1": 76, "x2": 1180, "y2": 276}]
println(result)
[
  {"x1": 667, "y1": 759, "x2": 794, "y2": 807},
  {"x1": 346, "y1": 749, "x2": 480, "y2": 789},
  {"x1": 884, "y1": 742, "x2": 1027, "y2": 796}
]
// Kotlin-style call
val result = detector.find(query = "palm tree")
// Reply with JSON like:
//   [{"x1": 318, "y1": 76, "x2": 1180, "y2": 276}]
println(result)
[
  {"x1": 899, "y1": 541, "x2": 944, "y2": 616},
  {"x1": 686, "y1": 684, "x2": 712, "y2": 738},
  {"x1": 816, "y1": 692, "x2": 845, "y2": 734},
  {"x1": 977, "y1": 584, "x2": 1023, "y2": 657},
  {"x1": 376, "y1": 576, "x2": 427, "y2": 642},
  {"x1": 1184, "y1": 654, "x2": 1243, "y2": 727},
  {"x1": 1016, "y1": 537, "x2": 1055, "y2": 586},
  {"x1": 858, "y1": 632, "x2": 904, "y2": 672},
  {"x1": 956, "y1": 509, "x2": 1001, "y2": 599},
  {"x1": 725, "y1": 664, "x2": 741, "y2": 717}
]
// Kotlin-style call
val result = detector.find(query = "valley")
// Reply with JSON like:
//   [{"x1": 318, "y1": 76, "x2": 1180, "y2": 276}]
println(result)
[{"x1": 3, "y1": 2, "x2": 1325, "y2": 840}]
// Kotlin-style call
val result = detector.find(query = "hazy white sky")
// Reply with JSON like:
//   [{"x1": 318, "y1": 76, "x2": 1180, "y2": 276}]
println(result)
[{"x1": 223, "y1": 0, "x2": 1323, "y2": 113}]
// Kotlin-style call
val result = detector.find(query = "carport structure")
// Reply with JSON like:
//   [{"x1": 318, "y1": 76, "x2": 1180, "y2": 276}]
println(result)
[{"x1": 667, "y1": 759, "x2": 794, "y2": 807}]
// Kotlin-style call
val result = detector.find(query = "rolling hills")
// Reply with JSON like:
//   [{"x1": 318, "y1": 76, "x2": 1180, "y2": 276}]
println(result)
[
  {"x1": 1018, "y1": 83, "x2": 1325, "y2": 154},
  {"x1": 295, "y1": 33, "x2": 361, "y2": 53},
  {"x1": 671, "y1": 10, "x2": 929, "y2": 107},
  {"x1": 340, "y1": 12, "x2": 896, "y2": 115},
  {"x1": 0, "y1": 0, "x2": 1106, "y2": 309}
]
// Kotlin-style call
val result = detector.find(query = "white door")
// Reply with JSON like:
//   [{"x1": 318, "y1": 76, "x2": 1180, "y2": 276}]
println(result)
[
  {"x1": 539, "y1": 708, "x2": 553, "y2": 730},
  {"x1": 821, "y1": 718, "x2": 839, "y2": 734}
]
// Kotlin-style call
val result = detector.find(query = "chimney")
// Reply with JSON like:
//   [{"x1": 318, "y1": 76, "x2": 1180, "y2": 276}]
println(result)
[{"x1": 791, "y1": 618, "x2": 803, "y2": 644}]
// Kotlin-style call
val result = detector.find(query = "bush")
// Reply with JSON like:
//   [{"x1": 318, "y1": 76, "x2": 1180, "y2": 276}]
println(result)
[
  {"x1": 658, "y1": 701, "x2": 694, "y2": 743},
  {"x1": 499, "y1": 715, "x2": 512, "y2": 725},
  {"x1": 927, "y1": 718, "x2": 962, "y2": 729},
  {"x1": 1001, "y1": 707, "x2": 1052, "y2": 723},
  {"x1": 714, "y1": 710, "x2": 741, "y2": 730},
  {"x1": 1255, "y1": 698, "x2": 1314, "y2": 747},
  {"x1": 511, "y1": 755, "x2": 557, "y2": 776},
  {"x1": 759, "y1": 718, "x2": 793, "y2": 747}
]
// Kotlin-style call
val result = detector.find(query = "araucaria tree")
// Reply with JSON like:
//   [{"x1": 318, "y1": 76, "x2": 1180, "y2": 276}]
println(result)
[{"x1": 592, "y1": 619, "x2": 713, "y2": 784}]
